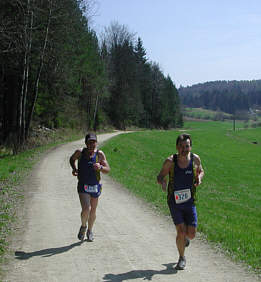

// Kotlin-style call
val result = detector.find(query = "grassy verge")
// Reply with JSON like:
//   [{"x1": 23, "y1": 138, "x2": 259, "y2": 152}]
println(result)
[
  {"x1": 101, "y1": 121, "x2": 261, "y2": 274},
  {"x1": 0, "y1": 128, "x2": 84, "y2": 264}
]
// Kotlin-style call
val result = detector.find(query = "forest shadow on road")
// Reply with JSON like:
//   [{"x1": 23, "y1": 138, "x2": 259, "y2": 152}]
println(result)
[
  {"x1": 103, "y1": 263, "x2": 178, "y2": 281},
  {"x1": 14, "y1": 241, "x2": 84, "y2": 259}
]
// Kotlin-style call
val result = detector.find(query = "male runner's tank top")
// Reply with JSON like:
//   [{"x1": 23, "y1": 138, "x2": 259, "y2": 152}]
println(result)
[
  {"x1": 168, "y1": 153, "x2": 196, "y2": 206},
  {"x1": 78, "y1": 148, "x2": 100, "y2": 185}
]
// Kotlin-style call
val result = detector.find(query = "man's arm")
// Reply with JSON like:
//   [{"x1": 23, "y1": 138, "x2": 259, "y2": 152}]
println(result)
[
  {"x1": 193, "y1": 153, "x2": 204, "y2": 186},
  {"x1": 69, "y1": 150, "x2": 81, "y2": 176},
  {"x1": 157, "y1": 156, "x2": 172, "y2": 191},
  {"x1": 94, "y1": 150, "x2": 110, "y2": 174}
]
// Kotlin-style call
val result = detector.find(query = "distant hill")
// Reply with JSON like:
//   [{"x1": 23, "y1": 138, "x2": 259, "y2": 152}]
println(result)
[{"x1": 178, "y1": 80, "x2": 261, "y2": 114}]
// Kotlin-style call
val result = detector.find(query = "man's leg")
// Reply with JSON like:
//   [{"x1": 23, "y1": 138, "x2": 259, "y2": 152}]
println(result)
[
  {"x1": 175, "y1": 223, "x2": 187, "y2": 257},
  {"x1": 79, "y1": 193, "x2": 91, "y2": 227},
  {"x1": 185, "y1": 205, "x2": 197, "y2": 240},
  {"x1": 86, "y1": 197, "x2": 99, "y2": 241},
  {"x1": 186, "y1": 225, "x2": 196, "y2": 240},
  {"x1": 77, "y1": 193, "x2": 91, "y2": 240},
  {"x1": 175, "y1": 223, "x2": 187, "y2": 270},
  {"x1": 168, "y1": 200, "x2": 187, "y2": 269}
]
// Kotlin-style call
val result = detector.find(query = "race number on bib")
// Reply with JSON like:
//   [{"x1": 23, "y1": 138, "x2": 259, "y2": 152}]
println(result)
[
  {"x1": 84, "y1": 184, "x2": 99, "y2": 193},
  {"x1": 174, "y1": 189, "x2": 191, "y2": 204}
]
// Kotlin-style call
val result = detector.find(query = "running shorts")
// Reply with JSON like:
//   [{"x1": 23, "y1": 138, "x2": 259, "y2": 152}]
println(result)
[
  {"x1": 168, "y1": 198, "x2": 197, "y2": 227},
  {"x1": 77, "y1": 182, "x2": 102, "y2": 198}
]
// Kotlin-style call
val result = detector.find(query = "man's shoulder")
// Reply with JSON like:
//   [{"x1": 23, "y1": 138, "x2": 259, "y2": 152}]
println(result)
[
  {"x1": 72, "y1": 149, "x2": 82, "y2": 157},
  {"x1": 166, "y1": 154, "x2": 176, "y2": 164},
  {"x1": 97, "y1": 149, "x2": 106, "y2": 158},
  {"x1": 166, "y1": 154, "x2": 171, "y2": 160},
  {"x1": 168, "y1": 153, "x2": 177, "y2": 161},
  {"x1": 191, "y1": 152, "x2": 200, "y2": 159},
  {"x1": 191, "y1": 152, "x2": 201, "y2": 165}
]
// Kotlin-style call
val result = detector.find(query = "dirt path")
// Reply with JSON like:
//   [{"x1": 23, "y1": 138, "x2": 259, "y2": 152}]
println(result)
[{"x1": 3, "y1": 132, "x2": 260, "y2": 282}]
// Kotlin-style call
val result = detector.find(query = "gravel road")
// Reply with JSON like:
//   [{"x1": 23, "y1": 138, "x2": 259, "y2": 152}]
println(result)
[{"x1": 3, "y1": 132, "x2": 260, "y2": 282}]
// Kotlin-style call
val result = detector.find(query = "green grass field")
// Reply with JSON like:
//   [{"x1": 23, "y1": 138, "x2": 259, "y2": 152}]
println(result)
[
  {"x1": 183, "y1": 107, "x2": 232, "y2": 120},
  {"x1": 101, "y1": 121, "x2": 261, "y2": 273},
  {"x1": 184, "y1": 107, "x2": 261, "y2": 128}
]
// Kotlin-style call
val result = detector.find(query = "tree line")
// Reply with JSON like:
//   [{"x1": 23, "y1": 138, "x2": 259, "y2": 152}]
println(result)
[
  {"x1": 179, "y1": 80, "x2": 261, "y2": 114},
  {"x1": 0, "y1": 0, "x2": 182, "y2": 152}
]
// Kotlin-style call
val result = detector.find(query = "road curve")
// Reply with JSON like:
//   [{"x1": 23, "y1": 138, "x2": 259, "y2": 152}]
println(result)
[{"x1": 3, "y1": 131, "x2": 260, "y2": 282}]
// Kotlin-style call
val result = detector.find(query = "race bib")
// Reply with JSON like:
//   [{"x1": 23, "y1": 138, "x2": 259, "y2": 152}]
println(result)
[
  {"x1": 174, "y1": 189, "x2": 191, "y2": 204},
  {"x1": 84, "y1": 184, "x2": 99, "y2": 193}
]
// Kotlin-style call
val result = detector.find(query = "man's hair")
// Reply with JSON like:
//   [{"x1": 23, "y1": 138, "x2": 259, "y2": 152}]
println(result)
[{"x1": 176, "y1": 133, "x2": 192, "y2": 146}]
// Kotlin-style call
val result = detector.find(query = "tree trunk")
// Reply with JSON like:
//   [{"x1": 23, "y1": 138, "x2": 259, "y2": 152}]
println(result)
[
  {"x1": 25, "y1": 0, "x2": 52, "y2": 139},
  {"x1": 2, "y1": 74, "x2": 20, "y2": 153},
  {"x1": 18, "y1": 0, "x2": 33, "y2": 146},
  {"x1": 93, "y1": 92, "x2": 99, "y2": 131}
]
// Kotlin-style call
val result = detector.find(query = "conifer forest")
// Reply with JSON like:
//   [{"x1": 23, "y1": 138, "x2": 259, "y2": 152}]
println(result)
[{"x1": 0, "y1": 0, "x2": 183, "y2": 151}]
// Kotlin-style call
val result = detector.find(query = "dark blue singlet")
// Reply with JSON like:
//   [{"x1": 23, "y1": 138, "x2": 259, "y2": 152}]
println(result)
[
  {"x1": 173, "y1": 154, "x2": 194, "y2": 206},
  {"x1": 77, "y1": 149, "x2": 101, "y2": 197},
  {"x1": 168, "y1": 153, "x2": 198, "y2": 226}
]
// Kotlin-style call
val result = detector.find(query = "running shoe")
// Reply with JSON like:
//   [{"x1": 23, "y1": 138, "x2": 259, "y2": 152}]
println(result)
[
  {"x1": 87, "y1": 229, "x2": 94, "y2": 241},
  {"x1": 175, "y1": 256, "x2": 186, "y2": 270},
  {"x1": 78, "y1": 226, "x2": 87, "y2": 241},
  {"x1": 185, "y1": 237, "x2": 190, "y2": 247}
]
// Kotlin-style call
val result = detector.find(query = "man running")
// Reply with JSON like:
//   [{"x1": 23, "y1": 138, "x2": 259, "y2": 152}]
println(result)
[
  {"x1": 157, "y1": 133, "x2": 204, "y2": 270},
  {"x1": 69, "y1": 133, "x2": 110, "y2": 241}
]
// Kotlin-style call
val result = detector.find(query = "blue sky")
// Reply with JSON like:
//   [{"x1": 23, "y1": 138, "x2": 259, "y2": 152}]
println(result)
[{"x1": 93, "y1": 0, "x2": 261, "y2": 87}]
